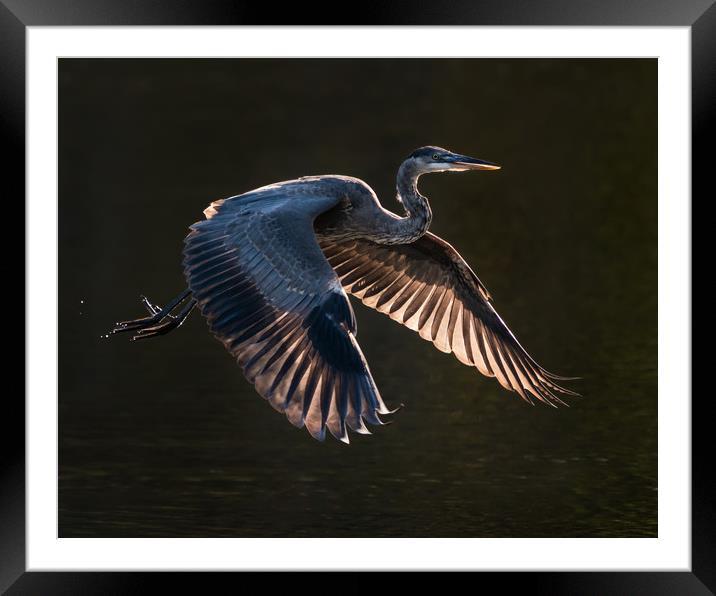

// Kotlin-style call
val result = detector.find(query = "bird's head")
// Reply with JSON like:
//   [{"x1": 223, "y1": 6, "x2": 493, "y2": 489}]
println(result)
[{"x1": 407, "y1": 146, "x2": 501, "y2": 174}]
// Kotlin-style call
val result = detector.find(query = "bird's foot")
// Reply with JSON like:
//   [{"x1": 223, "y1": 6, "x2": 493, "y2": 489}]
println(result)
[
  {"x1": 140, "y1": 294, "x2": 163, "y2": 317},
  {"x1": 111, "y1": 289, "x2": 195, "y2": 340}
]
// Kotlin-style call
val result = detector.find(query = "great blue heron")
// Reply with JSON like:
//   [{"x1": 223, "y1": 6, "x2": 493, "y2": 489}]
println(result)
[{"x1": 113, "y1": 146, "x2": 577, "y2": 443}]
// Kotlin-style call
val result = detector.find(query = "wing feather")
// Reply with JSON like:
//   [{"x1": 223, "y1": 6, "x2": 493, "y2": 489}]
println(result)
[
  {"x1": 320, "y1": 232, "x2": 577, "y2": 406},
  {"x1": 184, "y1": 187, "x2": 392, "y2": 443}
]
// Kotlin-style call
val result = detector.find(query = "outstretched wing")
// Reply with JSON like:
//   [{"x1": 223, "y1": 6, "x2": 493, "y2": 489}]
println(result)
[
  {"x1": 183, "y1": 187, "x2": 393, "y2": 443},
  {"x1": 320, "y1": 232, "x2": 577, "y2": 406}
]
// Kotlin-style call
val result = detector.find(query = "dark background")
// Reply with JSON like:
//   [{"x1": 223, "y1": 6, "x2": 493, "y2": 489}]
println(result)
[{"x1": 59, "y1": 58, "x2": 656, "y2": 538}]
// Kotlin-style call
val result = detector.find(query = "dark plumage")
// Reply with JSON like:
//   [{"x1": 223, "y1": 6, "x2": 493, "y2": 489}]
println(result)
[{"x1": 113, "y1": 146, "x2": 577, "y2": 443}]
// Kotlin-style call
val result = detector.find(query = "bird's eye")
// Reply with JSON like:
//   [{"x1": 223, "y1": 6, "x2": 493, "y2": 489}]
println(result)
[{"x1": 432, "y1": 154, "x2": 439, "y2": 160}]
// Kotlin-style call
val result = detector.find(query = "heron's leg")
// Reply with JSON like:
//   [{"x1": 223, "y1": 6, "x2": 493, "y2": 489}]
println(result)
[
  {"x1": 132, "y1": 300, "x2": 197, "y2": 341},
  {"x1": 112, "y1": 288, "x2": 192, "y2": 335}
]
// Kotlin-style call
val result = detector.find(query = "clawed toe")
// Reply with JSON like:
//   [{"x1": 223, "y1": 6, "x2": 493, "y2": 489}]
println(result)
[
  {"x1": 131, "y1": 300, "x2": 196, "y2": 340},
  {"x1": 140, "y1": 294, "x2": 162, "y2": 316},
  {"x1": 112, "y1": 314, "x2": 161, "y2": 334},
  {"x1": 132, "y1": 320, "x2": 177, "y2": 340}
]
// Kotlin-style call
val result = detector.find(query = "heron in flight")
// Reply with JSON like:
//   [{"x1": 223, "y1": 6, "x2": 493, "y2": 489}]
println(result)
[{"x1": 113, "y1": 146, "x2": 577, "y2": 443}]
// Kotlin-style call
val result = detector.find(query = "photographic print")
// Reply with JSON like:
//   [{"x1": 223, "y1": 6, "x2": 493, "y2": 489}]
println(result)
[{"x1": 58, "y1": 57, "x2": 657, "y2": 539}]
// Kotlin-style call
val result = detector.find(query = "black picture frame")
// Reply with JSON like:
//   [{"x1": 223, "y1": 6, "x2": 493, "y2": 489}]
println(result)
[{"x1": 8, "y1": 1, "x2": 708, "y2": 592}]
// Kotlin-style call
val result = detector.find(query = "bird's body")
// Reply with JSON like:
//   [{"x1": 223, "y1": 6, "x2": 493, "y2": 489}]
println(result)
[{"x1": 114, "y1": 146, "x2": 577, "y2": 443}]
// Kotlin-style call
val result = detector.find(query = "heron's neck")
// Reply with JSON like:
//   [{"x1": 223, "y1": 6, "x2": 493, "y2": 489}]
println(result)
[{"x1": 377, "y1": 160, "x2": 432, "y2": 245}]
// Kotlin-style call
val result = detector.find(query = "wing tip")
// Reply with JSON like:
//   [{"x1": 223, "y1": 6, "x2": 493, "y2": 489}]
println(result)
[{"x1": 299, "y1": 405, "x2": 395, "y2": 444}]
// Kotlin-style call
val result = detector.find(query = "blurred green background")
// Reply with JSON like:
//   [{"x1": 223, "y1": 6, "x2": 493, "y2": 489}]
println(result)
[{"x1": 59, "y1": 58, "x2": 656, "y2": 537}]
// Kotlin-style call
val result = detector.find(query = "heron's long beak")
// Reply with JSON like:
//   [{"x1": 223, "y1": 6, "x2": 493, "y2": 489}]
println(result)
[{"x1": 450, "y1": 154, "x2": 501, "y2": 171}]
